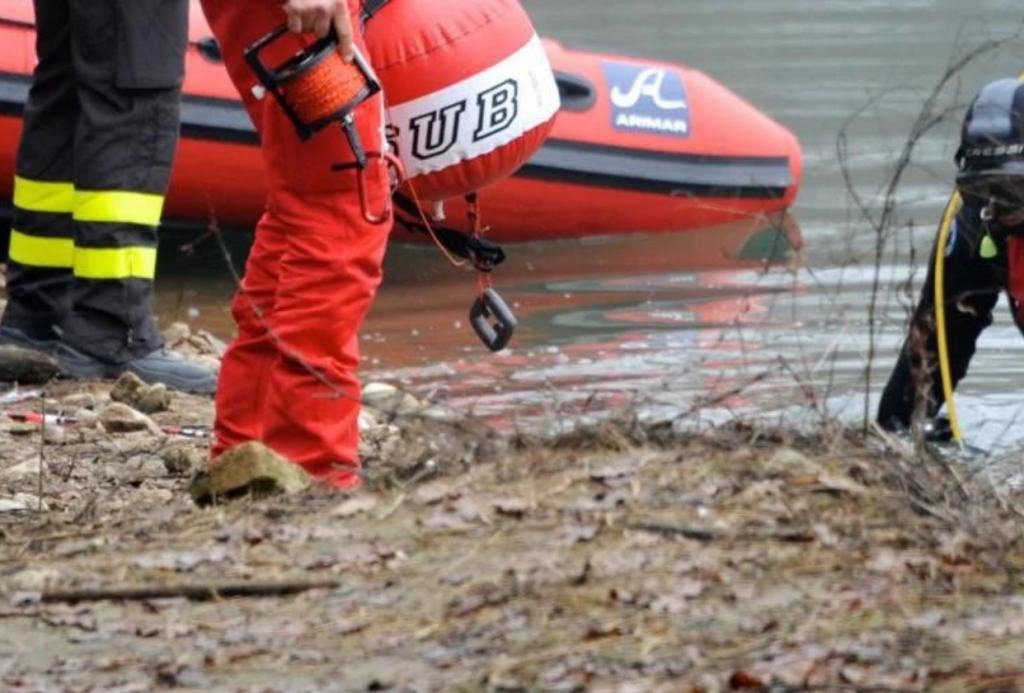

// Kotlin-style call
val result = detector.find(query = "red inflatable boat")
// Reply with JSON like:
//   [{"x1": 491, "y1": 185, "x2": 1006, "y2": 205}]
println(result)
[{"x1": 0, "y1": 1, "x2": 802, "y2": 245}]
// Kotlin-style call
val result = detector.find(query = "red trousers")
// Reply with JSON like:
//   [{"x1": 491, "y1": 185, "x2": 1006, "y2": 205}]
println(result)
[{"x1": 200, "y1": 0, "x2": 391, "y2": 487}]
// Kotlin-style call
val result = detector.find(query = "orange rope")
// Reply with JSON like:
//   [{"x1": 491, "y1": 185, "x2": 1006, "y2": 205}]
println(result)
[
  {"x1": 280, "y1": 51, "x2": 366, "y2": 125},
  {"x1": 404, "y1": 177, "x2": 470, "y2": 269},
  {"x1": 380, "y1": 105, "x2": 494, "y2": 281}
]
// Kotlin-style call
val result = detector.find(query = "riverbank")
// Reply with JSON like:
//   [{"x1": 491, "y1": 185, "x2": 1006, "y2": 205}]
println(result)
[{"x1": 2, "y1": 361, "x2": 1024, "y2": 691}]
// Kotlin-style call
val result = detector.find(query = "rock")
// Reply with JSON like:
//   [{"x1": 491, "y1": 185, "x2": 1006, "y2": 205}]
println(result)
[
  {"x1": 162, "y1": 322, "x2": 192, "y2": 345},
  {"x1": 358, "y1": 408, "x2": 379, "y2": 431},
  {"x1": 362, "y1": 382, "x2": 421, "y2": 415},
  {"x1": 110, "y1": 371, "x2": 145, "y2": 401},
  {"x1": 418, "y1": 404, "x2": 462, "y2": 424},
  {"x1": 99, "y1": 402, "x2": 163, "y2": 435},
  {"x1": 61, "y1": 393, "x2": 97, "y2": 410},
  {"x1": 136, "y1": 383, "x2": 171, "y2": 414},
  {"x1": 361, "y1": 382, "x2": 407, "y2": 410},
  {"x1": 189, "y1": 441, "x2": 311, "y2": 506},
  {"x1": 71, "y1": 408, "x2": 100, "y2": 426},
  {"x1": 41, "y1": 423, "x2": 66, "y2": 445},
  {"x1": 0, "y1": 345, "x2": 59, "y2": 385},
  {"x1": 363, "y1": 423, "x2": 401, "y2": 444},
  {"x1": 0, "y1": 493, "x2": 46, "y2": 513},
  {"x1": 110, "y1": 373, "x2": 171, "y2": 414},
  {"x1": 162, "y1": 446, "x2": 204, "y2": 476}
]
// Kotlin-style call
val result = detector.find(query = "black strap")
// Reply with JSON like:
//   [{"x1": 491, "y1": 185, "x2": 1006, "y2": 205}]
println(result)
[{"x1": 393, "y1": 193, "x2": 507, "y2": 272}]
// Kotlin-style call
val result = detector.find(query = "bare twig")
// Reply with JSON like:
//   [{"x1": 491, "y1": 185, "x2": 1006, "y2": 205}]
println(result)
[{"x1": 40, "y1": 579, "x2": 342, "y2": 604}]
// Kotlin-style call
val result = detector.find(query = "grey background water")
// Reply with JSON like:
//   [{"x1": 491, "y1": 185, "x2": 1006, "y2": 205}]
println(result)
[{"x1": 161, "y1": 2, "x2": 1024, "y2": 452}]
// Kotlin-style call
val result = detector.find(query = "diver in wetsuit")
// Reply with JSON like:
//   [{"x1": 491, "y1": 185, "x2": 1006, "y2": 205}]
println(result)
[{"x1": 878, "y1": 77, "x2": 1024, "y2": 436}]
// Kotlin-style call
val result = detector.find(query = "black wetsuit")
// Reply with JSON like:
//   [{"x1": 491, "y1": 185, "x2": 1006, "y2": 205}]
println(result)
[{"x1": 877, "y1": 204, "x2": 1022, "y2": 430}]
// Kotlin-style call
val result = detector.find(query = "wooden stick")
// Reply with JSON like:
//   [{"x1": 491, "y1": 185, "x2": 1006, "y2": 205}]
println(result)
[
  {"x1": 629, "y1": 522, "x2": 815, "y2": 544},
  {"x1": 40, "y1": 579, "x2": 341, "y2": 604}
]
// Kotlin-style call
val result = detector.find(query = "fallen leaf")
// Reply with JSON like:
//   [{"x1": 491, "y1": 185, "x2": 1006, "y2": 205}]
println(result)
[
  {"x1": 414, "y1": 479, "x2": 464, "y2": 505},
  {"x1": 330, "y1": 495, "x2": 379, "y2": 518},
  {"x1": 909, "y1": 609, "x2": 945, "y2": 630},
  {"x1": 491, "y1": 497, "x2": 530, "y2": 518},
  {"x1": 729, "y1": 670, "x2": 765, "y2": 689}
]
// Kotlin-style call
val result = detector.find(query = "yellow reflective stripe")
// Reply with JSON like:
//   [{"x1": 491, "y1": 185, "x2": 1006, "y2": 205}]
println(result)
[
  {"x1": 8, "y1": 229, "x2": 74, "y2": 269},
  {"x1": 73, "y1": 190, "x2": 165, "y2": 226},
  {"x1": 13, "y1": 176, "x2": 75, "y2": 214},
  {"x1": 73, "y1": 246, "x2": 157, "y2": 280}
]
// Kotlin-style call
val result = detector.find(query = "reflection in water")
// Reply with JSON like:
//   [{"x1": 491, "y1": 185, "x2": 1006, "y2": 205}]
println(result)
[
  {"x1": 156, "y1": 215, "x2": 802, "y2": 436},
  {"x1": 354, "y1": 215, "x2": 803, "y2": 434}
]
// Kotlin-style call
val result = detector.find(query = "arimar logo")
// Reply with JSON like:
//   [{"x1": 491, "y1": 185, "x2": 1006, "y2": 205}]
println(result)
[{"x1": 602, "y1": 61, "x2": 690, "y2": 139}]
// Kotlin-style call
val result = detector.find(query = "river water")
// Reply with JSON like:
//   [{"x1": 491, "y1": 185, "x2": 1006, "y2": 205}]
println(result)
[{"x1": 157, "y1": 2, "x2": 1024, "y2": 454}]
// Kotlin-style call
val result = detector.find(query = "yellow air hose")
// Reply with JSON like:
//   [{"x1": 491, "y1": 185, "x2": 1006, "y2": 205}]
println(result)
[{"x1": 933, "y1": 191, "x2": 964, "y2": 443}]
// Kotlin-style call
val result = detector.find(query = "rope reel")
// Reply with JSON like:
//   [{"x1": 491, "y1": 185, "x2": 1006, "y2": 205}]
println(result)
[{"x1": 244, "y1": 25, "x2": 404, "y2": 224}]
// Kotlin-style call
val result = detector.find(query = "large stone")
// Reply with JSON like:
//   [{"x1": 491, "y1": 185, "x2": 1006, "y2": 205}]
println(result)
[
  {"x1": 189, "y1": 441, "x2": 311, "y2": 506},
  {"x1": 0, "y1": 345, "x2": 59, "y2": 385},
  {"x1": 110, "y1": 372, "x2": 172, "y2": 414},
  {"x1": 99, "y1": 402, "x2": 162, "y2": 435},
  {"x1": 362, "y1": 382, "x2": 399, "y2": 408},
  {"x1": 362, "y1": 382, "x2": 421, "y2": 415}
]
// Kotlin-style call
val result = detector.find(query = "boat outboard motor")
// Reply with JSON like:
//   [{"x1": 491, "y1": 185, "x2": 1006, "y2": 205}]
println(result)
[{"x1": 955, "y1": 78, "x2": 1024, "y2": 222}]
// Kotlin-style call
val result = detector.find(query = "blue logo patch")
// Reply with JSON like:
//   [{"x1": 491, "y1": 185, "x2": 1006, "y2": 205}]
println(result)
[{"x1": 602, "y1": 61, "x2": 691, "y2": 139}]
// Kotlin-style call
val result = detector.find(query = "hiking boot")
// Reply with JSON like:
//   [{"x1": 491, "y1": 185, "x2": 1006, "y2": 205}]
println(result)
[
  {"x1": 56, "y1": 342, "x2": 217, "y2": 395},
  {"x1": 0, "y1": 325, "x2": 59, "y2": 355},
  {"x1": 126, "y1": 348, "x2": 217, "y2": 395}
]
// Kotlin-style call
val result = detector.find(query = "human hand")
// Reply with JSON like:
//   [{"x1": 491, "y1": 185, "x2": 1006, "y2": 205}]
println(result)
[{"x1": 282, "y1": 0, "x2": 354, "y2": 61}]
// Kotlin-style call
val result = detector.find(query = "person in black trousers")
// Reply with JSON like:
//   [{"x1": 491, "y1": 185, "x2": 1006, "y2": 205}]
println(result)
[{"x1": 0, "y1": 0, "x2": 216, "y2": 393}]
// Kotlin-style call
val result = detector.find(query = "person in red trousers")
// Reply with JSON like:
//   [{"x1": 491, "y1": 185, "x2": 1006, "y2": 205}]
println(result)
[{"x1": 199, "y1": 0, "x2": 391, "y2": 489}]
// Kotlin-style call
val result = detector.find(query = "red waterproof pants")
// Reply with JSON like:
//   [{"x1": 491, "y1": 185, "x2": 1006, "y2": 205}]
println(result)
[{"x1": 200, "y1": 0, "x2": 391, "y2": 488}]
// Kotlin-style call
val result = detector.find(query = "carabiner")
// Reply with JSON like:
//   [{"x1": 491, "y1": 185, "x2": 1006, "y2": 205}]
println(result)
[{"x1": 357, "y1": 151, "x2": 406, "y2": 225}]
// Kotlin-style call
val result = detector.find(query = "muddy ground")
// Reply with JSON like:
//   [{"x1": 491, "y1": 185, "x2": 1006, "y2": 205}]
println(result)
[{"x1": 2, "y1": 370, "x2": 1024, "y2": 692}]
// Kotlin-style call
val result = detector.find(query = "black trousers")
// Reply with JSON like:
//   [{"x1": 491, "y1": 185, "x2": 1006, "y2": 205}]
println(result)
[
  {"x1": 877, "y1": 205, "x2": 1009, "y2": 430},
  {"x1": 4, "y1": 0, "x2": 187, "y2": 363}
]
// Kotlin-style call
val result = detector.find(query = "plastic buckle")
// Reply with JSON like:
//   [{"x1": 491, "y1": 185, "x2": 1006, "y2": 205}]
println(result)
[{"x1": 469, "y1": 288, "x2": 516, "y2": 352}]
